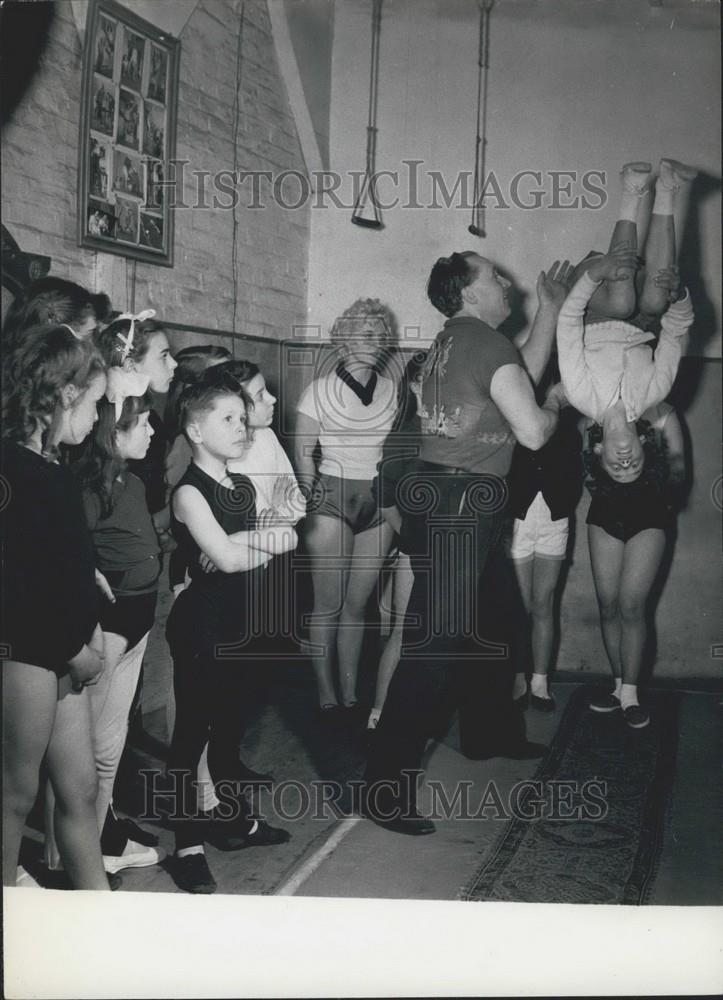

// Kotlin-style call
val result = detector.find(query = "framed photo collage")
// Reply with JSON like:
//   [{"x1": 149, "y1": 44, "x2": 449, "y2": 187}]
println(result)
[{"x1": 78, "y1": 0, "x2": 180, "y2": 266}]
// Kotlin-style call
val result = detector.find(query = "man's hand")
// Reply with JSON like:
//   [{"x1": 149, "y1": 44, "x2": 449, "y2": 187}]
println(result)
[
  {"x1": 536, "y1": 259, "x2": 574, "y2": 312},
  {"x1": 588, "y1": 243, "x2": 640, "y2": 283}
]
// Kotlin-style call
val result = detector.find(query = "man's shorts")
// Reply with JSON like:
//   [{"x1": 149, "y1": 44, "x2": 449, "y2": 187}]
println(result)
[
  {"x1": 505, "y1": 492, "x2": 569, "y2": 561},
  {"x1": 310, "y1": 473, "x2": 385, "y2": 535}
]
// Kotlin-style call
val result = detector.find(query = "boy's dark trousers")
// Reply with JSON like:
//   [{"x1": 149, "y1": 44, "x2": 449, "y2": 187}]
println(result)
[{"x1": 166, "y1": 597, "x2": 260, "y2": 850}]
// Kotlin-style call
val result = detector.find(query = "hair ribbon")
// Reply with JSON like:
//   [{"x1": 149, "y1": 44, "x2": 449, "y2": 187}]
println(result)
[
  {"x1": 105, "y1": 367, "x2": 151, "y2": 422},
  {"x1": 114, "y1": 308, "x2": 156, "y2": 362}
]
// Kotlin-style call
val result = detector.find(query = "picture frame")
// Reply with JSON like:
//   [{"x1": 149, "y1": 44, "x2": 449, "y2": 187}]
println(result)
[{"x1": 78, "y1": 0, "x2": 180, "y2": 267}]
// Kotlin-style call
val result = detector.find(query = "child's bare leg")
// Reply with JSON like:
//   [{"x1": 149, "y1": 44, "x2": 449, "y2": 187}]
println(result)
[
  {"x1": 588, "y1": 162, "x2": 651, "y2": 321},
  {"x1": 639, "y1": 159, "x2": 696, "y2": 316}
]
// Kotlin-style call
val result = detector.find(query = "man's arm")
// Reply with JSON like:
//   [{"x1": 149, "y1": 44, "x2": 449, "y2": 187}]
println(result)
[
  {"x1": 490, "y1": 363, "x2": 561, "y2": 451},
  {"x1": 517, "y1": 260, "x2": 573, "y2": 384}
]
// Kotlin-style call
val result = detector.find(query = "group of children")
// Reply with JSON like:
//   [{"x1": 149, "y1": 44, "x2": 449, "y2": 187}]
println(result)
[
  {"x1": 1, "y1": 155, "x2": 695, "y2": 892},
  {"x1": 1, "y1": 282, "x2": 305, "y2": 894}
]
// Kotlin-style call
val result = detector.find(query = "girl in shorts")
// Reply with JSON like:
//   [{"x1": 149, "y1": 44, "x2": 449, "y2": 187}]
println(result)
[
  {"x1": 582, "y1": 401, "x2": 685, "y2": 728},
  {"x1": 506, "y1": 409, "x2": 582, "y2": 711},
  {"x1": 294, "y1": 299, "x2": 398, "y2": 719}
]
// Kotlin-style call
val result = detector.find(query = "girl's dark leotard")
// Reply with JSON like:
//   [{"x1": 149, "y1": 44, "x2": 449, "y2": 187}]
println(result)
[
  {"x1": 583, "y1": 409, "x2": 675, "y2": 542},
  {"x1": 1, "y1": 442, "x2": 98, "y2": 674}
]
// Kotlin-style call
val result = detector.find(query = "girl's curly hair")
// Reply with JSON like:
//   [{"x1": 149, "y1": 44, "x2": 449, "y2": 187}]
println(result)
[
  {"x1": 2, "y1": 325, "x2": 106, "y2": 457},
  {"x1": 330, "y1": 298, "x2": 398, "y2": 372},
  {"x1": 72, "y1": 393, "x2": 153, "y2": 519},
  {"x1": 330, "y1": 297, "x2": 397, "y2": 344}
]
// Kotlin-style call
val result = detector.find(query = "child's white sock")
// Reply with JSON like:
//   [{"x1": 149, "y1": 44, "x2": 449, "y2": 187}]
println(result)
[
  {"x1": 176, "y1": 845, "x2": 205, "y2": 858},
  {"x1": 620, "y1": 683, "x2": 639, "y2": 709},
  {"x1": 613, "y1": 678, "x2": 623, "y2": 700},
  {"x1": 655, "y1": 158, "x2": 698, "y2": 214},
  {"x1": 530, "y1": 672, "x2": 550, "y2": 699},
  {"x1": 619, "y1": 161, "x2": 652, "y2": 221},
  {"x1": 513, "y1": 672, "x2": 528, "y2": 701}
]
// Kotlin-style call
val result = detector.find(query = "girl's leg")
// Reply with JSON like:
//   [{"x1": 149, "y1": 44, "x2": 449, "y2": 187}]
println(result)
[
  {"x1": 588, "y1": 524, "x2": 625, "y2": 686},
  {"x1": 639, "y1": 159, "x2": 696, "y2": 316},
  {"x1": 371, "y1": 552, "x2": 415, "y2": 725},
  {"x1": 45, "y1": 675, "x2": 109, "y2": 890},
  {"x1": 88, "y1": 631, "x2": 143, "y2": 830},
  {"x1": 304, "y1": 513, "x2": 353, "y2": 707},
  {"x1": 2, "y1": 661, "x2": 58, "y2": 886},
  {"x1": 587, "y1": 162, "x2": 651, "y2": 322},
  {"x1": 617, "y1": 528, "x2": 666, "y2": 697},
  {"x1": 510, "y1": 556, "x2": 534, "y2": 700},
  {"x1": 338, "y1": 519, "x2": 395, "y2": 706},
  {"x1": 528, "y1": 555, "x2": 565, "y2": 700}
]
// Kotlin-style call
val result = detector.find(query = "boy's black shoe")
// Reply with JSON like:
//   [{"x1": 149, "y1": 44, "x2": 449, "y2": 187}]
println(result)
[
  {"x1": 207, "y1": 819, "x2": 291, "y2": 852},
  {"x1": 169, "y1": 852, "x2": 217, "y2": 894}
]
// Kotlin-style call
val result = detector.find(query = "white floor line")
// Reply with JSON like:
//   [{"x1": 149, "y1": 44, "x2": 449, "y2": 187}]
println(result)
[{"x1": 274, "y1": 817, "x2": 361, "y2": 896}]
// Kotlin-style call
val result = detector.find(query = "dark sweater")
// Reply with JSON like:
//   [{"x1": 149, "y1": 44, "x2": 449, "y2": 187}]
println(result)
[
  {"x1": 83, "y1": 472, "x2": 161, "y2": 595},
  {"x1": 505, "y1": 409, "x2": 583, "y2": 521},
  {"x1": 1, "y1": 441, "x2": 98, "y2": 673}
]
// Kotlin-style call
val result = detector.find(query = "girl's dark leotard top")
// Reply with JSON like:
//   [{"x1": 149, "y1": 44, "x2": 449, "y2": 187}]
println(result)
[{"x1": 1, "y1": 441, "x2": 98, "y2": 672}]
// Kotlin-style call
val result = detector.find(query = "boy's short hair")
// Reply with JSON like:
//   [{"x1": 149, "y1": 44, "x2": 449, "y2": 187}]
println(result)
[{"x1": 177, "y1": 379, "x2": 245, "y2": 439}]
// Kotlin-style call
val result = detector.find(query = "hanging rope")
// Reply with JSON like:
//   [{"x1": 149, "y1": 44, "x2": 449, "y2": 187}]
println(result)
[
  {"x1": 351, "y1": 0, "x2": 384, "y2": 229},
  {"x1": 231, "y1": 0, "x2": 246, "y2": 347},
  {"x1": 469, "y1": 0, "x2": 494, "y2": 237}
]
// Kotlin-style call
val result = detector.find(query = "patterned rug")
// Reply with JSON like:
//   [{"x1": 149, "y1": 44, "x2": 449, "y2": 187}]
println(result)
[{"x1": 459, "y1": 686, "x2": 681, "y2": 905}]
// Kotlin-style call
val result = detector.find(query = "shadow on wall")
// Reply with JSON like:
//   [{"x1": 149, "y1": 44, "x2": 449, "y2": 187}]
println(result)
[
  {"x1": 679, "y1": 170, "x2": 722, "y2": 360},
  {"x1": 0, "y1": 1, "x2": 55, "y2": 128}
]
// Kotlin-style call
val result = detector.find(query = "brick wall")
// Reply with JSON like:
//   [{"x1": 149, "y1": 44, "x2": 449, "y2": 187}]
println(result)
[{"x1": 1, "y1": 0, "x2": 310, "y2": 341}]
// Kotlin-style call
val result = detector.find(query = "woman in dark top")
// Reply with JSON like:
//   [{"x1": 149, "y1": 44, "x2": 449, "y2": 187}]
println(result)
[
  {"x1": 1, "y1": 326, "x2": 110, "y2": 890},
  {"x1": 368, "y1": 349, "x2": 426, "y2": 730}
]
